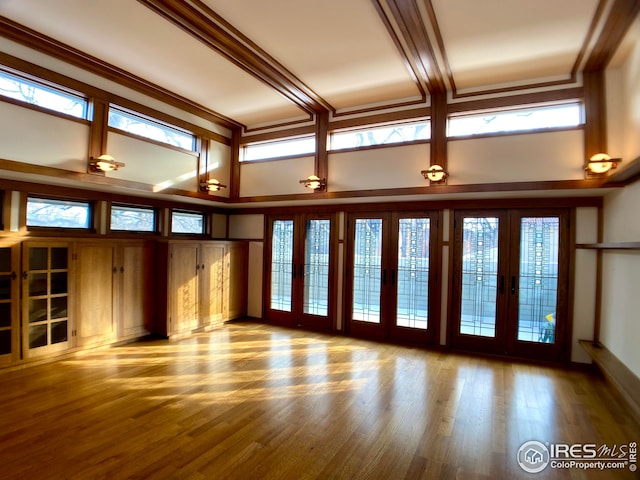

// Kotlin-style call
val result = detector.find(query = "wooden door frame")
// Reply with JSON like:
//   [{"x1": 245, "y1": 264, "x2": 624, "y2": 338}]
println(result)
[
  {"x1": 449, "y1": 208, "x2": 572, "y2": 362},
  {"x1": 264, "y1": 213, "x2": 339, "y2": 331},
  {"x1": 504, "y1": 209, "x2": 571, "y2": 362},
  {"x1": 344, "y1": 212, "x2": 391, "y2": 340},
  {"x1": 388, "y1": 211, "x2": 442, "y2": 345},
  {"x1": 297, "y1": 213, "x2": 339, "y2": 332},
  {"x1": 448, "y1": 210, "x2": 511, "y2": 355}
]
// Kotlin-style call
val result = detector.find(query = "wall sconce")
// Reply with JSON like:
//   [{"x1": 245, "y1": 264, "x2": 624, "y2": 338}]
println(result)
[
  {"x1": 299, "y1": 175, "x2": 326, "y2": 190},
  {"x1": 200, "y1": 178, "x2": 227, "y2": 192},
  {"x1": 585, "y1": 153, "x2": 621, "y2": 175},
  {"x1": 421, "y1": 164, "x2": 448, "y2": 183},
  {"x1": 89, "y1": 154, "x2": 124, "y2": 172}
]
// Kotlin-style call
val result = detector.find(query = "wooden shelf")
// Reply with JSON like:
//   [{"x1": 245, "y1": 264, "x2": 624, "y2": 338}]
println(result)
[
  {"x1": 579, "y1": 340, "x2": 640, "y2": 424},
  {"x1": 577, "y1": 242, "x2": 640, "y2": 250}
]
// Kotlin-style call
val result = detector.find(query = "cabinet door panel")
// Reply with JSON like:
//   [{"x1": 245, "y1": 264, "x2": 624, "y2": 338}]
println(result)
[
  {"x1": 169, "y1": 244, "x2": 199, "y2": 334},
  {"x1": 200, "y1": 244, "x2": 225, "y2": 327},
  {"x1": 120, "y1": 243, "x2": 154, "y2": 338},
  {"x1": 76, "y1": 244, "x2": 114, "y2": 346}
]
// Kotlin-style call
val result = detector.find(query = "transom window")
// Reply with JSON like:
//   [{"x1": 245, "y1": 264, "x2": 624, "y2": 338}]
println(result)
[
  {"x1": 171, "y1": 211, "x2": 205, "y2": 234},
  {"x1": 0, "y1": 69, "x2": 88, "y2": 119},
  {"x1": 330, "y1": 120, "x2": 431, "y2": 150},
  {"x1": 447, "y1": 103, "x2": 582, "y2": 138},
  {"x1": 241, "y1": 135, "x2": 315, "y2": 162},
  {"x1": 110, "y1": 205, "x2": 156, "y2": 232},
  {"x1": 108, "y1": 106, "x2": 195, "y2": 150},
  {"x1": 26, "y1": 197, "x2": 91, "y2": 230}
]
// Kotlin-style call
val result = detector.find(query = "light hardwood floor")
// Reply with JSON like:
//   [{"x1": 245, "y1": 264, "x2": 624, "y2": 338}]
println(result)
[{"x1": 0, "y1": 322, "x2": 637, "y2": 479}]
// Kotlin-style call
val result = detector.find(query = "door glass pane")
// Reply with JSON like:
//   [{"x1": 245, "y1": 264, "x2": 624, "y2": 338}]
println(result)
[
  {"x1": 29, "y1": 273, "x2": 48, "y2": 296},
  {"x1": 396, "y1": 218, "x2": 430, "y2": 330},
  {"x1": 51, "y1": 296, "x2": 68, "y2": 319},
  {"x1": 271, "y1": 220, "x2": 294, "y2": 312},
  {"x1": 51, "y1": 321, "x2": 68, "y2": 344},
  {"x1": 29, "y1": 247, "x2": 48, "y2": 270},
  {"x1": 303, "y1": 219, "x2": 330, "y2": 316},
  {"x1": 460, "y1": 217, "x2": 499, "y2": 337},
  {"x1": 51, "y1": 248, "x2": 68, "y2": 269},
  {"x1": 0, "y1": 247, "x2": 11, "y2": 271},
  {"x1": 0, "y1": 303, "x2": 10, "y2": 328},
  {"x1": 517, "y1": 217, "x2": 559, "y2": 343},
  {"x1": 0, "y1": 275, "x2": 10, "y2": 300},
  {"x1": 352, "y1": 219, "x2": 382, "y2": 323},
  {"x1": 50, "y1": 272, "x2": 67, "y2": 294},
  {"x1": 0, "y1": 329, "x2": 10, "y2": 355},
  {"x1": 29, "y1": 324, "x2": 48, "y2": 349},
  {"x1": 29, "y1": 299, "x2": 48, "y2": 323}
]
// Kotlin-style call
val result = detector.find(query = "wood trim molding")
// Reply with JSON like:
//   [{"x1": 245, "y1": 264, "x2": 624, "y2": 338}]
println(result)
[
  {"x1": 234, "y1": 179, "x2": 612, "y2": 204},
  {"x1": 584, "y1": 0, "x2": 640, "y2": 71},
  {"x1": 375, "y1": 0, "x2": 446, "y2": 94},
  {"x1": 583, "y1": 70, "x2": 607, "y2": 159}
]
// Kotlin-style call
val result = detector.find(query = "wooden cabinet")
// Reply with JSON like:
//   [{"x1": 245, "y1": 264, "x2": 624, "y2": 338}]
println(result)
[
  {"x1": 117, "y1": 242, "x2": 155, "y2": 340},
  {"x1": 0, "y1": 243, "x2": 20, "y2": 365},
  {"x1": 21, "y1": 241, "x2": 73, "y2": 359},
  {"x1": 75, "y1": 240, "x2": 154, "y2": 347},
  {"x1": 157, "y1": 240, "x2": 247, "y2": 338},
  {"x1": 76, "y1": 242, "x2": 115, "y2": 347}
]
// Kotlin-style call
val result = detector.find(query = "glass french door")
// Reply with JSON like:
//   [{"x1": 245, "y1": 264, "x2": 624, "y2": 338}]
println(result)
[
  {"x1": 346, "y1": 212, "x2": 439, "y2": 344},
  {"x1": 450, "y1": 209, "x2": 569, "y2": 361},
  {"x1": 265, "y1": 214, "x2": 336, "y2": 331}
]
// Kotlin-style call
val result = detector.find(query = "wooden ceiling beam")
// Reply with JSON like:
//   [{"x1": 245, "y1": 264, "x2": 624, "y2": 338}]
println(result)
[
  {"x1": 139, "y1": 0, "x2": 332, "y2": 117},
  {"x1": 373, "y1": 0, "x2": 446, "y2": 95}
]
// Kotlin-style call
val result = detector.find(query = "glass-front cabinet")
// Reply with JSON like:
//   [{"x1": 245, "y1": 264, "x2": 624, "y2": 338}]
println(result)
[
  {"x1": 22, "y1": 242, "x2": 72, "y2": 358},
  {"x1": 0, "y1": 243, "x2": 20, "y2": 365}
]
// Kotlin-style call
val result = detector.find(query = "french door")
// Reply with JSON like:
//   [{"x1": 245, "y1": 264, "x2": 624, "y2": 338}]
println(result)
[
  {"x1": 265, "y1": 214, "x2": 337, "y2": 331},
  {"x1": 450, "y1": 209, "x2": 569, "y2": 361},
  {"x1": 345, "y1": 211, "x2": 440, "y2": 344}
]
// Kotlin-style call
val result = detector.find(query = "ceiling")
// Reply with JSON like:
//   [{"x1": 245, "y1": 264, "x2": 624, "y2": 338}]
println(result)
[{"x1": 0, "y1": 0, "x2": 635, "y2": 134}]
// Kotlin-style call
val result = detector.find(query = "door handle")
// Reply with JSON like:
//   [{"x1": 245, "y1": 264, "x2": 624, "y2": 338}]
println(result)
[
  {"x1": 299, "y1": 264, "x2": 304, "y2": 278},
  {"x1": 511, "y1": 276, "x2": 516, "y2": 294}
]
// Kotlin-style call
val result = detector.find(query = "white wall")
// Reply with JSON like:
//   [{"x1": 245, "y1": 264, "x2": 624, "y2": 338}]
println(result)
[
  {"x1": 329, "y1": 143, "x2": 429, "y2": 191},
  {"x1": 0, "y1": 102, "x2": 89, "y2": 171},
  {"x1": 599, "y1": 16, "x2": 640, "y2": 378},
  {"x1": 573, "y1": 207, "x2": 599, "y2": 363},
  {"x1": 600, "y1": 183, "x2": 640, "y2": 378},
  {"x1": 240, "y1": 156, "x2": 315, "y2": 197},
  {"x1": 107, "y1": 132, "x2": 199, "y2": 191},
  {"x1": 448, "y1": 129, "x2": 584, "y2": 184}
]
